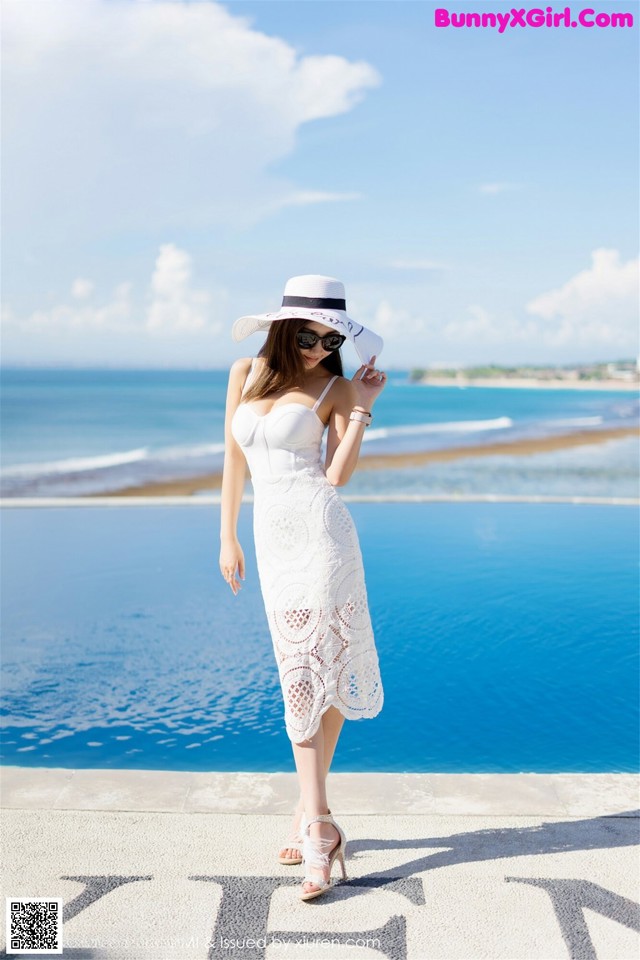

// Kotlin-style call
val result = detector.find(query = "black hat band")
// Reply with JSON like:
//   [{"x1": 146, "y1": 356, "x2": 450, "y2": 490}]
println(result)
[{"x1": 282, "y1": 295, "x2": 346, "y2": 311}]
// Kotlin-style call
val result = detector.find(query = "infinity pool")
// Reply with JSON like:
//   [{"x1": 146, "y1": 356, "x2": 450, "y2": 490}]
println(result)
[{"x1": 1, "y1": 501, "x2": 638, "y2": 773}]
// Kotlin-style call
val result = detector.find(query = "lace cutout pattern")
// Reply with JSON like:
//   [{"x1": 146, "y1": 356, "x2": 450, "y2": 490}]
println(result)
[{"x1": 232, "y1": 358, "x2": 384, "y2": 742}]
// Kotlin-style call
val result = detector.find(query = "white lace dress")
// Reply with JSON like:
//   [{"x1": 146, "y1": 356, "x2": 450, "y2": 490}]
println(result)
[{"x1": 230, "y1": 358, "x2": 384, "y2": 743}]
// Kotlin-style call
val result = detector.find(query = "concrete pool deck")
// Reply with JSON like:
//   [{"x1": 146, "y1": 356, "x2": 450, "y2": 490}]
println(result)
[{"x1": 1, "y1": 768, "x2": 638, "y2": 960}]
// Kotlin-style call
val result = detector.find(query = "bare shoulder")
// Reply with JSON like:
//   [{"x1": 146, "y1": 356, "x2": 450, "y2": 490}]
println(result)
[
  {"x1": 229, "y1": 356, "x2": 254, "y2": 382},
  {"x1": 231, "y1": 356, "x2": 254, "y2": 373},
  {"x1": 332, "y1": 374, "x2": 356, "y2": 399},
  {"x1": 328, "y1": 373, "x2": 357, "y2": 412}
]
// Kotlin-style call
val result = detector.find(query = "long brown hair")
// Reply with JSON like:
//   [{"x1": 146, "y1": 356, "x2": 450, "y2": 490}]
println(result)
[{"x1": 241, "y1": 317, "x2": 344, "y2": 403}]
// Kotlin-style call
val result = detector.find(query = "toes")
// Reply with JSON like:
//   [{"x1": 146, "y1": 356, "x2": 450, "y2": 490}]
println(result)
[{"x1": 281, "y1": 846, "x2": 301, "y2": 859}]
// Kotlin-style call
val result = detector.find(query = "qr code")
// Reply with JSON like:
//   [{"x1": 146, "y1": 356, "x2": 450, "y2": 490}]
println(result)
[{"x1": 5, "y1": 898, "x2": 62, "y2": 954}]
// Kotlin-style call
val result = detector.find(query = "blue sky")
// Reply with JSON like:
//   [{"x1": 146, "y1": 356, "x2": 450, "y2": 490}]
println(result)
[{"x1": 2, "y1": 0, "x2": 638, "y2": 369}]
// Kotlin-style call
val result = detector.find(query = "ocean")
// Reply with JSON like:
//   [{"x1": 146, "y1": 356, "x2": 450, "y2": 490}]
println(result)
[{"x1": 0, "y1": 367, "x2": 638, "y2": 498}]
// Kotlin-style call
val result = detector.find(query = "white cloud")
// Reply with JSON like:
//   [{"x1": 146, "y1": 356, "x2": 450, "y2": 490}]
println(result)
[
  {"x1": 2, "y1": 0, "x2": 381, "y2": 237},
  {"x1": 146, "y1": 243, "x2": 222, "y2": 335},
  {"x1": 442, "y1": 304, "x2": 507, "y2": 344},
  {"x1": 525, "y1": 248, "x2": 639, "y2": 347},
  {"x1": 289, "y1": 54, "x2": 380, "y2": 122},
  {"x1": 328, "y1": 251, "x2": 639, "y2": 365},
  {"x1": 437, "y1": 250, "x2": 640, "y2": 356},
  {"x1": 526, "y1": 248, "x2": 638, "y2": 319},
  {"x1": 2, "y1": 282, "x2": 134, "y2": 334},
  {"x1": 2, "y1": 244, "x2": 225, "y2": 341},
  {"x1": 71, "y1": 279, "x2": 94, "y2": 300},
  {"x1": 259, "y1": 190, "x2": 363, "y2": 217},
  {"x1": 285, "y1": 190, "x2": 363, "y2": 206},
  {"x1": 349, "y1": 295, "x2": 425, "y2": 341}
]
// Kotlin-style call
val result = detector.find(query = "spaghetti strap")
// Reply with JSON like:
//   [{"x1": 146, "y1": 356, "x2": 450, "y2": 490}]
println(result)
[{"x1": 312, "y1": 374, "x2": 339, "y2": 412}]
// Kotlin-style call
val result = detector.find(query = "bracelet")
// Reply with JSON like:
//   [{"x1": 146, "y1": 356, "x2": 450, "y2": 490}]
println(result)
[{"x1": 350, "y1": 409, "x2": 373, "y2": 427}]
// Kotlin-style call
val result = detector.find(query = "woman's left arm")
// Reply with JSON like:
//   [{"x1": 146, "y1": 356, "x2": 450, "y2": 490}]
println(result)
[{"x1": 325, "y1": 359, "x2": 386, "y2": 487}]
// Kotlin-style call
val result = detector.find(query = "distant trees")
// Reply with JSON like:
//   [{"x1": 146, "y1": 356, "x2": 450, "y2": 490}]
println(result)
[{"x1": 409, "y1": 359, "x2": 638, "y2": 383}]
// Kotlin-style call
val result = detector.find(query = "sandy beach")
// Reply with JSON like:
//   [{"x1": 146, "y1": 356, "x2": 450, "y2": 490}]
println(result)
[{"x1": 85, "y1": 425, "x2": 639, "y2": 498}]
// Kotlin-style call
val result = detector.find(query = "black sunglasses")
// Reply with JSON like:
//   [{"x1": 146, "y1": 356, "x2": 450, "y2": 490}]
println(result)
[{"x1": 296, "y1": 329, "x2": 346, "y2": 352}]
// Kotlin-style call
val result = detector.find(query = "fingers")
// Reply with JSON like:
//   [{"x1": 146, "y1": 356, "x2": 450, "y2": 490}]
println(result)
[
  {"x1": 358, "y1": 355, "x2": 379, "y2": 380},
  {"x1": 360, "y1": 356, "x2": 382, "y2": 372},
  {"x1": 358, "y1": 357, "x2": 386, "y2": 382},
  {"x1": 220, "y1": 562, "x2": 243, "y2": 594}
]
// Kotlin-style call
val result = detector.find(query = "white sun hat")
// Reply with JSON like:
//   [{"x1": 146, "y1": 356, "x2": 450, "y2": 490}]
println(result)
[{"x1": 231, "y1": 275, "x2": 384, "y2": 367}]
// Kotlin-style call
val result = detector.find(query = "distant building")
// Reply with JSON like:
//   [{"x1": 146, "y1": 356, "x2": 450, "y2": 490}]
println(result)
[{"x1": 606, "y1": 362, "x2": 637, "y2": 381}]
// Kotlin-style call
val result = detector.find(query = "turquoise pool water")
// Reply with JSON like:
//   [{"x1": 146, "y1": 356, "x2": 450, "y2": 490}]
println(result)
[{"x1": 1, "y1": 502, "x2": 638, "y2": 773}]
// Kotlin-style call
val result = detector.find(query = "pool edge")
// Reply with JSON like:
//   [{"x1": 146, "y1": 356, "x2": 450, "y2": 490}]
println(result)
[{"x1": 1, "y1": 766, "x2": 637, "y2": 817}]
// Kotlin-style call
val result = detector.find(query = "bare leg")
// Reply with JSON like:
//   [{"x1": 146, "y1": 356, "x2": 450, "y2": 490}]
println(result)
[
  {"x1": 279, "y1": 707, "x2": 345, "y2": 860},
  {"x1": 321, "y1": 705, "x2": 345, "y2": 773},
  {"x1": 291, "y1": 707, "x2": 345, "y2": 895}
]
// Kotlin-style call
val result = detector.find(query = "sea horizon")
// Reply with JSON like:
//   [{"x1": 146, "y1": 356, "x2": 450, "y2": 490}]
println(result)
[{"x1": 1, "y1": 366, "x2": 638, "y2": 499}]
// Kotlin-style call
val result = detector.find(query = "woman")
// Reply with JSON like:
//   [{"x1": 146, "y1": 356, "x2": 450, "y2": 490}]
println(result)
[{"x1": 219, "y1": 275, "x2": 386, "y2": 902}]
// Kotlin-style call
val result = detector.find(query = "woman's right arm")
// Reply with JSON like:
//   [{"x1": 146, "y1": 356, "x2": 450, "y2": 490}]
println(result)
[{"x1": 219, "y1": 358, "x2": 251, "y2": 594}]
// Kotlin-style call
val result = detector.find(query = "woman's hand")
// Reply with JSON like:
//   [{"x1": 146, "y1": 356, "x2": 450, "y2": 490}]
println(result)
[
  {"x1": 351, "y1": 355, "x2": 387, "y2": 409},
  {"x1": 219, "y1": 537, "x2": 245, "y2": 596}
]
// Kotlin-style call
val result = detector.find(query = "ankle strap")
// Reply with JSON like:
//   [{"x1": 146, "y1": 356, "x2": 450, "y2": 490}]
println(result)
[{"x1": 306, "y1": 813, "x2": 335, "y2": 827}]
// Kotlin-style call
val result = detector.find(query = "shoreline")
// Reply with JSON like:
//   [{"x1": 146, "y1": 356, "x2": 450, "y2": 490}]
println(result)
[
  {"x1": 417, "y1": 377, "x2": 639, "y2": 390},
  {"x1": 84, "y1": 425, "x2": 639, "y2": 499}
]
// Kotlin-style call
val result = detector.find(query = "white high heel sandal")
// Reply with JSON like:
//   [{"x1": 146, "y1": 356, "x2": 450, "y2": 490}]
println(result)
[
  {"x1": 278, "y1": 807, "x2": 332, "y2": 866},
  {"x1": 300, "y1": 812, "x2": 347, "y2": 901}
]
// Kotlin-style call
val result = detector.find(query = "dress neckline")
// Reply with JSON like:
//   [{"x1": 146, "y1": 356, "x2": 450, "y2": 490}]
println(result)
[
  {"x1": 237, "y1": 401, "x2": 326, "y2": 427},
  {"x1": 238, "y1": 364, "x2": 337, "y2": 426}
]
